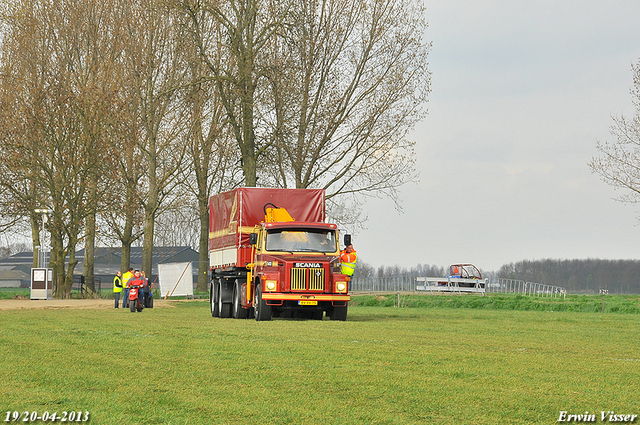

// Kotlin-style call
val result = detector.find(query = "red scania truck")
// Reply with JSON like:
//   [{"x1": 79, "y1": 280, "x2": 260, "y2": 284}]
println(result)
[{"x1": 208, "y1": 187, "x2": 351, "y2": 321}]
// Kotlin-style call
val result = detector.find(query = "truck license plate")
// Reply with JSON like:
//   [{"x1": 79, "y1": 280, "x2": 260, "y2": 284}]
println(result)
[{"x1": 299, "y1": 300, "x2": 317, "y2": 306}]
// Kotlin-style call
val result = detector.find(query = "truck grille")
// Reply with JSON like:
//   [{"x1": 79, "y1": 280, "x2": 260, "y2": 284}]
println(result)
[{"x1": 290, "y1": 268, "x2": 324, "y2": 291}]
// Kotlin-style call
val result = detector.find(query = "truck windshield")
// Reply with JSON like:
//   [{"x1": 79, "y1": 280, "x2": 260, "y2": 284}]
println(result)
[{"x1": 265, "y1": 229, "x2": 337, "y2": 253}]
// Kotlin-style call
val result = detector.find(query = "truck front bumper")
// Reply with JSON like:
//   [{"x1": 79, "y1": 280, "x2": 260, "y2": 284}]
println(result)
[{"x1": 262, "y1": 293, "x2": 350, "y2": 302}]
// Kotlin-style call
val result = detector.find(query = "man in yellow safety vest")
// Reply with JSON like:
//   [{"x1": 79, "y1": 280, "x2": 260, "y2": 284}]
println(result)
[
  {"x1": 121, "y1": 267, "x2": 133, "y2": 308},
  {"x1": 340, "y1": 244, "x2": 357, "y2": 276},
  {"x1": 113, "y1": 271, "x2": 123, "y2": 308}
]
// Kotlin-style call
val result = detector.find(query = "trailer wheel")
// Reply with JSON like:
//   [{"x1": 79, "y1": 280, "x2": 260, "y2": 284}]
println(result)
[
  {"x1": 254, "y1": 285, "x2": 271, "y2": 321},
  {"x1": 217, "y1": 278, "x2": 232, "y2": 318},
  {"x1": 329, "y1": 305, "x2": 347, "y2": 321},
  {"x1": 210, "y1": 281, "x2": 219, "y2": 317},
  {"x1": 232, "y1": 280, "x2": 248, "y2": 319},
  {"x1": 219, "y1": 296, "x2": 231, "y2": 318}
]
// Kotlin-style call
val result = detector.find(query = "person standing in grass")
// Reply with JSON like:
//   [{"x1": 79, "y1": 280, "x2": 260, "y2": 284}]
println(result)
[
  {"x1": 121, "y1": 267, "x2": 134, "y2": 308},
  {"x1": 113, "y1": 271, "x2": 123, "y2": 308}
]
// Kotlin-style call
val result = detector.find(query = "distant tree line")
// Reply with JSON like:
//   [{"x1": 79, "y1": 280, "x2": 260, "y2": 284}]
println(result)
[
  {"x1": 497, "y1": 259, "x2": 640, "y2": 294},
  {"x1": 354, "y1": 261, "x2": 446, "y2": 281}
]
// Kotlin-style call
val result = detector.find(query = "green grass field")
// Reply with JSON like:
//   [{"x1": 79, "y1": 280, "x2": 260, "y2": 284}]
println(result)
[
  {"x1": 1, "y1": 299, "x2": 639, "y2": 424},
  {"x1": 353, "y1": 293, "x2": 640, "y2": 313}
]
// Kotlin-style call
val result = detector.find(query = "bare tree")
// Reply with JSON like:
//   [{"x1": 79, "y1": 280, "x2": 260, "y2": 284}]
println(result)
[
  {"x1": 98, "y1": 112, "x2": 147, "y2": 275},
  {"x1": 182, "y1": 0, "x2": 429, "y2": 230},
  {"x1": 590, "y1": 60, "x2": 640, "y2": 211},
  {"x1": 177, "y1": 8, "x2": 243, "y2": 290},
  {"x1": 0, "y1": 155, "x2": 40, "y2": 266},
  {"x1": 180, "y1": 0, "x2": 291, "y2": 187},
  {"x1": 121, "y1": 0, "x2": 191, "y2": 277},
  {"x1": 262, "y1": 0, "x2": 430, "y2": 215},
  {"x1": 0, "y1": 0, "x2": 123, "y2": 297},
  {"x1": 0, "y1": 1, "x2": 48, "y2": 266},
  {"x1": 72, "y1": 1, "x2": 127, "y2": 295}
]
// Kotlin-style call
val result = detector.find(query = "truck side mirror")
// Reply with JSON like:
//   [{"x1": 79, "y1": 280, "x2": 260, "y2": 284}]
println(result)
[
  {"x1": 250, "y1": 233, "x2": 258, "y2": 245},
  {"x1": 344, "y1": 234, "x2": 351, "y2": 247}
]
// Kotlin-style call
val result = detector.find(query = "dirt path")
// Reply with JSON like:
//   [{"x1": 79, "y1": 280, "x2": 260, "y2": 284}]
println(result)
[{"x1": 0, "y1": 298, "x2": 175, "y2": 310}]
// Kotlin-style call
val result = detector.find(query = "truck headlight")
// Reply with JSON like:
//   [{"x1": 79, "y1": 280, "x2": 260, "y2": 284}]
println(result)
[
  {"x1": 265, "y1": 280, "x2": 277, "y2": 292},
  {"x1": 335, "y1": 281, "x2": 347, "y2": 293}
]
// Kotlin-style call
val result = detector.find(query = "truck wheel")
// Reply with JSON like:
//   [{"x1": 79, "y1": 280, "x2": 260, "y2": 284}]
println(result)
[
  {"x1": 210, "y1": 281, "x2": 219, "y2": 317},
  {"x1": 254, "y1": 285, "x2": 271, "y2": 321},
  {"x1": 232, "y1": 280, "x2": 248, "y2": 319},
  {"x1": 330, "y1": 305, "x2": 347, "y2": 321}
]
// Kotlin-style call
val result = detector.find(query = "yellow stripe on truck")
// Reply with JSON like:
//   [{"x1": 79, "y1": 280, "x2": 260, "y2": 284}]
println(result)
[{"x1": 209, "y1": 226, "x2": 257, "y2": 239}]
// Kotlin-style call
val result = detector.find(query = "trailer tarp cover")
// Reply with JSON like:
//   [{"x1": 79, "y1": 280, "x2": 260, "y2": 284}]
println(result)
[{"x1": 209, "y1": 188, "x2": 325, "y2": 252}]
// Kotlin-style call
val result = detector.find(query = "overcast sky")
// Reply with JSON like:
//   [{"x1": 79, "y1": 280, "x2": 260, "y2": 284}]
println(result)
[{"x1": 354, "y1": 0, "x2": 640, "y2": 273}]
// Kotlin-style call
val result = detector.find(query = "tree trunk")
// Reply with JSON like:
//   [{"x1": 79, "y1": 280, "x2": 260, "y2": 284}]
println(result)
[
  {"x1": 197, "y1": 194, "x2": 209, "y2": 292},
  {"x1": 142, "y1": 206, "x2": 155, "y2": 279},
  {"x1": 83, "y1": 211, "x2": 97, "y2": 296},
  {"x1": 242, "y1": 151, "x2": 257, "y2": 187},
  {"x1": 30, "y1": 213, "x2": 40, "y2": 269},
  {"x1": 120, "y1": 241, "x2": 132, "y2": 276},
  {"x1": 142, "y1": 139, "x2": 158, "y2": 279},
  {"x1": 83, "y1": 176, "x2": 98, "y2": 295},
  {"x1": 120, "y1": 179, "x2": 136, "y2": 273},
  {"x1": 50, "y1": 229, "x2": 65, "y2": 299},
  {"x1": 241, "y1": 96, "x2": 257, "y2": 187},
  {"x1": 50, "y1": 222, "x2": 79, "y2": 299},
  {"x1": 64, "y1": 248, "x2": 79, "y2": 299}
]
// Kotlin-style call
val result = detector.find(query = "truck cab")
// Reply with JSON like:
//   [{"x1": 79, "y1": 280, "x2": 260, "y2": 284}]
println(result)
[{"x1": 249, "y1": 221, "x2": 350, "y2": 321}]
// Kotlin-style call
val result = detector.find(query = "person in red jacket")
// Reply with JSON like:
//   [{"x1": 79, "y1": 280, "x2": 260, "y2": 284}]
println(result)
[{"x1": 127, "y1": 270, "x2": 146, "y2": 307}]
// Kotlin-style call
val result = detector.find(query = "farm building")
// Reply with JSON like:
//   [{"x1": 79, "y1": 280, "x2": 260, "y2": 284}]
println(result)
[{"x1": 0, "y1": 247, "x2": 202, "y2": 291}]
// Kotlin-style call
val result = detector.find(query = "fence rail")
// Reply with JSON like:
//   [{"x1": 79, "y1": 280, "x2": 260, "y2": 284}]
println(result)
[
  {"x1": 351, "y1": 276, "x2": 566, "y2": 297},
  {"x1": 488, "y1": 278, "x2": 566, "y2": 297},
  {"x1": 351, "y1": 276, "x2": 416, "y2": 293}
]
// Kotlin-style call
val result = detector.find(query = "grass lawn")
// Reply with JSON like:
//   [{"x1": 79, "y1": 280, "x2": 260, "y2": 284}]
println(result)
[
  {"x1": 352, "y1": 292, "x2": 640, "y2": 313},
  {"x1": 1, "y1": 300, "x2": 639, "y2": 424}
]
